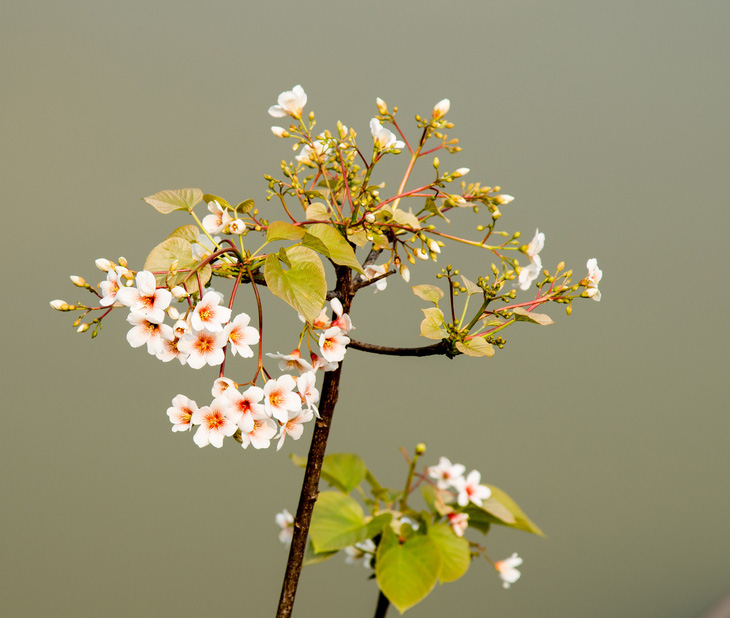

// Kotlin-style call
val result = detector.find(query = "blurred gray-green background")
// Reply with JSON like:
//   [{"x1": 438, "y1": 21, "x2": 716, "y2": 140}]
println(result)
[{"x1": 2, "y1": 1, "x2": 729, "y2": 616}]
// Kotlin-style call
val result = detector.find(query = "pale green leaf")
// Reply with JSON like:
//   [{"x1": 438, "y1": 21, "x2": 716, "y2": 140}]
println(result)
[
  {"x1": 486, "y1": 484, "x2": 545, "y2": 536},
  {"x1": 391, "y1": 208, "x2": 421, "y2": 231},
  {"x1": 376, "y1": 528, "x2": 442, "y2": 614},
  {"x1": 264, "y1": 246, "x2": 327, "y2": 321},
  {"x1": 302, "y1": 224, "x2": 364, "y2": 274},
  {"x1": 423, "y1": 196, "x2": 450, "y2": 223},
  {"x1": 512, "y1": 307, "x2": 554, "y2": 325},
  {"x1": 165, "y1": 224, "x2": 200, "y2": 244},
  {"x1": 370, "y1": 230, "x2": 390, "y2": 249},
  {"x1": 305, "y1": 202, "x2": 331, "y2": 221},
  {"x1": 420, "y1": 307, "x2": 446, "y2": 340},
  {"x1": 310, "y1": 492, "x2": 371, "y2": 553},
  {"x1": 142, "y1": 188, "x2": 203, "y2": 214},
  {"x1": 455, "y1": 338, "x2": 495, "y2": 358},
  {"x1": 461, "y1": 505, "x2": 492, "y2": 534},
  {"x1": 347, "y1": 229, "x2": 369, "y2": 247},
  {"x1": 412, "y1": 284, "x2": 444, "y2": 304},
  {"x1": 320, "y1": 453, "x2": 367, "y2": 493},
  {"x1": 143, "y1": 237, "x2": 210, "y2": 294},
  {"x1": 460, "y1": 275, "x2": 481, "y2": 296},
  {"x1": 235, "y1": 198, "x2": 255, "y2": 214},
  {"x1": 427, "y1": 523, "x2": 471, "y2": 583},
  {"x1": 303, "y1": 541, "x2": 338, "y2": 567},
  {"x1": 202, "y1": 193, "x2": 232, "y2": 210},
  {"x1": 266, "y1": 221, "x2": 306, "y2": 242}
]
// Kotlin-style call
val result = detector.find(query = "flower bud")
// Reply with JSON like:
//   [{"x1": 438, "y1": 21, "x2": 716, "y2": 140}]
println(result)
[
  {"x1": 70, "y1": 275, "x2": 86, "y2": 287},
  {"x1": 118, "y1": 257, "x2": 128, "y2": 267},
  {"x1": 433, "y1": 157, "x2": 440, "y2": 169},
  {"x1": 77, "y1": 323, "x2": 90, "y2": 333},
  {"x1": 491, "y1": 207, "x2": 502, "y2": 219},
  {"x1": 365, "y1": 212, "x2": 375, "y2": 223},
  {"x1": 376, "y1": 97, "x2": 388, "y2": 115},
  {"x1": 428, "y1": 240, "x2": 441, "y2": 254},
  {"x1": 399, "y1": 264, "x2": 411, "y2": 282},
  {"x1": 271, "y1": 126, "x2": 289, "y2": 138},
  {"x1": 415, "y1": 248, "x2": 429, "y2": 261},
  {"x1": 494, "y1": 194, "x2": 514, "y2": 205},
  {"x1": 432, "y1": 98, "x2": 450, "y2": 119},
  {"x1": 415, "y1": 442, "x2": 427, "y2": 456},
  {"x1": 171, "y1": 286, "x2": 187, "y2": 299},
  {"x1": 167, "y1": 306, "x2": 180, "y2": 320},
  {"x1": 453, "y1": 167, "x2": 469, "y2": 177},
  {"x1": 173, "y1": 319, "x2": 188, "y2": 338},
  {"x1": 50, "y1": 299, "x2": 67, "y2": 310},
  {"x1": 95, "y1": 258, "x2": 112, "y2": 272}
]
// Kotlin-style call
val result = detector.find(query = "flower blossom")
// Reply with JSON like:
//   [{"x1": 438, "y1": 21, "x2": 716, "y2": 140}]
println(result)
[
  {"x1": 276, "y1": 408, "x2": 314, "y2": 451},
  {"x1": 225, "y1": 386, "x2": 265, "y2": 433},
  {"x1": 191, "y1": 291, "x2": 232, "y2": 333},
  {"x1": 155, "y1": 335, "x2": 189, "y2": 364},
  {"x1": 224, "y1": 313, "x2": 259, "y2": 357},
  {"x1": 427, "y1": 457, "x2": 466, "y2": 490},
  {"x1": 495, "y1": 553, "x2": 523, "y2": 589},
  {"x1": 330, "y1": 297, "x2": 354, "y2": 333},
  {"x1": 447, "y1": 512, "x2": 469, "y2": 537},
  {"x1": 370, "y1": 118, "x2": 405, "y2": 151},
  {"x1": 126, "y1": 312, "x2": 173, "y2": 355},
  {"x1": 190, "y1": 399, "x2": 237, "y2": 448},
  {"x1": 116, "y1": 270, "x2": 171, "y2": 324},
  {"x1": 362, "y1": 264, "x2": 388, "y2": 292},
  {"x1": 275, "y1": 509, "x2": 295, "y2": 544},
  {"x1": 296, "y1": 137, "x2": 330, "y2": 165},
  {"x1": 297, "y1": 371, "x2": 320, "y2": 418},
  {"x1": 268, "y1": 85, "x2": 307, "y2": 119},
  {"x1": 518, "y1": 229, "x2": 545, "y2": 291},
  {"x1": 202, "y1": 200, "x2": 233, "y2": 235},
  {"x1": 240, "y1": 409, "x2": 278, "y2": 450},
  {"x1": 310, "y1": 353, "x2": 338, "y2": 373},
  {"x1": 263, "y1": 375, "x2": 302, "y2": 423},
  {"x1": 266, "y1": 349, "x2": 314, "y2": 374},
  {"x1": 319, "y1": 327, "x2": 350, "y2": 363},
  {"x1": 344, "y1": 539, "x2": 376, "y2": 568},
  {"x1": 585, "y1": 258, "x2": 602, "y2": 301},
  {"x1": 99, "y1": 267, "x2": 127, "y2": 307},
  {"x1": 453, "y1": 470, "x2": 492, "y2": 507},
  {"x1": 166, "y1": 394, "x2": 198, "y2": 432},
  {"x1": 177, "y1": 329, "x2": 226, "y2": 369}
]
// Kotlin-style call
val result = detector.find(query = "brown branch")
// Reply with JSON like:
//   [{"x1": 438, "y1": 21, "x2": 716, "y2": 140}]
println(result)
[
  {"x1": 374, "y1": 590, "x2": 390, "y2": 618},
  {"x1": 347, "y1": 338, "x2": 454, "y2": 358},
  {"x1": 276, "y1": 265, "x2": 353, "y2": 618}
]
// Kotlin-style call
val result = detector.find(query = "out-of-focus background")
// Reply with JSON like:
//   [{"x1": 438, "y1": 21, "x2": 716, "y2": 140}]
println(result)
[{"x1": 2, "y1": 1, "x2": 729, "y2": 616}]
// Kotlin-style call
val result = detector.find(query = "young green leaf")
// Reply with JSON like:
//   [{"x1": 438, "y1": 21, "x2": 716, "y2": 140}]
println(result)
[
  {"x1": 266, "y1": 221, "x2": 306, "y2": 242},
  {"x1": 321, "y1": 453, "x2": 367, "y2": 494},
  {"x1": 142, "y1": 188, "x2": 203, "y2": 214},
  {"x1": 420, "y1": 307, "x2": 447, "y2": 340},
  {"x1": 165, "y1": 224, "x2": 200, "y2": 244},
  {"x1": 302, "y1": 541, "x2": 338, "y2": 567},
  {"x1": 143, "y1": 236, "x2": 211, "y2": 294},
  {"x1": 412, "y1": 284, "x2": 444, "y2": 304},
  {"x1": 264, "y1": 246, "x2": 326, "y2": 321},
  {"x1": 486, "y1": 484, "x2": 545, "y2": 536},
  {"x1": 302, "y1": 224, "x2": 364, "y2": 274},
  {"x1": 512, "y1": 307, "x2": 554, "y2": 325},
  {"x1": 455, "y1": 338, "x2": 495, "y2": 358},
  {"x1": 427, "y1": 523, "x2": 471, "y2": 583},
  {"x1": 305, "y1": 202, "x2": 331, "y2": 221},
  {"x1": 202, "y1": 194, "x2": 233, "y2": 210},
  {"x1": 460, "y1": 275, "x2": 481, "y2": 297},
  {"x1": 376, "y1": 528, "x2": 443, "y2": 614},
  {"x1": 309, "y1": 492, "x2": 374, "y2": 553},
  {"x1": 235, "y1": 198, "x2": 255, "y2": 214}
]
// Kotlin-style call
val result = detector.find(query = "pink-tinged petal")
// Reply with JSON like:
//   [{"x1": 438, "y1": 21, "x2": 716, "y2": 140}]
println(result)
[
  {"x1": 193, "y1": 426, "x2": 210, "y2": 447},
  {"x1": 135, "y1": 271, "x2": 157, "y2": 296},
  {"x1": 208, "y1": 431, "x2": 225, "y2": 448}
]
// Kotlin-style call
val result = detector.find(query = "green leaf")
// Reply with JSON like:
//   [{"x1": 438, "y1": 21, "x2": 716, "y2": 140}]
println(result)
[
  {"x1": 427, "y1": 523, "x2": 471, "y2": 583},
  {"x1": 461, "y1": 505, "x2": 492, "y2": 534},
  {"x1": 421, "y1": 485, "x2": 451, "y2": 516},
  {"x1": 202, "y1": 193, "x2": 232, "y2": 210},
  {"x1": 455, "y1": 338, "x2": 495, "y2": 358},
  {"x1": 423, "y1": 196, "x2": 451, "y2": 223},
  {"x1": 412, "y1": 284, "x2": 444, "y2": 304},
  {"x1": 302, "y1": 224, "x2": 364, "y2": 274},
  {"x1": 370, "y1": 230, "x2": 390, "y2": 249},
  {"x1": 305, "y1": 202, "x2": 331, "y2": 221},
  {"x1": 264, "y1": 246, "x2": 327, "y2": 321},
  {"x1": 391, "y1": 208, "x2": 421, "y2": 231},
  {"x1": 310, "y1": 492, "x2": 372, "y2": 553},
  {"x1": 347, "y1": 229, "x2": 369, "y2": 247},
  {"x1": 486, "y1": 484, "x2": 545, "y2": 536},
  {"x1": 303, "y1": 541, "x2": 338, "y2": 567},
  {"x1": 142, "y1": 188, "x2": 203, "y2": 214},
  {"x1": 143, "y1": 237, "x2": 211, "y2": 294},
  {"x1": 266, "y1": 221, "x2": 306, "y2": 242},
  {"x1": 235, "y1": 198, "x2": 255, "y2": 214},
  {"x1": 460, "y1": 275, "x2": 481, "y2": 296},
  {"x1": 165, "y1": 224, "x2": 200, "y2": 244},
  {"x1": 365, "y1": 512, "x2": 393, "y2": 538},
  {"x1": 512, "y1": 307, "x2": 554, "y2": 325},
  {"x1": 420, "y1": 307, "x2": 446, "y2": 340},
  {"x1": 321, "y1": 453, "x2": 367, "y2": 493},
  {"x1": 376, "y1": 528, "x2": 442, "y2": 614}
]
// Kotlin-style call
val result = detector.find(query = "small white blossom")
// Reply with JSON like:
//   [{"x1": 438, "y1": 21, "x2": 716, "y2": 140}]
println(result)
[
  {"x1": 268, "y1": 85, "x2": 307, "y2": 119},
  {"x1": 453, "y1": 470, "x2": 492, "y2": 507},
  {"x1": 585, "y1": 258, "x2": 603, "y2": 301},
  {"x1": 362, "y1": 264, "x2": 388, "y2": 292},
  {"x1": 319, "y1": 327, "x2": 350, "y2": 363},
  {"x1": 95, "y1": 258, "x2": 112, "y2": 272},
  {"x1": 276, "y1": 408, "x2": 314, "y2": 451},
  {"x1": 211, "y1": 377, "x2": 236, "y2": 398},
  {"x1": 224, "y1": 313, "x2": 259, "y2": 357},
  {"x1": 447, "y1": 512, "x2": 469, "y2": 537},
  {"x1": 296, "y1": 137, "x2": 330, "y2": 165},
  {"x1": 263, "y1": 375, "x2": 302, "y2": 424},
  {"x1": 177, "y1": 329, "x2": 226, "y2": 369},
  {"x1": 171, "y1": 286, "x2": 187, "y2": 299},
  {"x1": 432, "y1": 98, "x2": 450, "y2": 119},
  {"x1": 190, "y1": 400, "x2": 237, "y2": 448},
  {"x1": 427, "y1": 457, "x2": 466, "y2": 490},
  {"x1": 126, "y1": 312, "x2": 173, "y2": 355},
  {"x1": 116, "y1": 270, "x2": 171, "y2": 324},
  {"x1": 241, "y1": 409, "x2": 278, "y2": 450},
  {"x1": 266, "y1": 349, "x2": 313, "y2": 374},
  {"x1": 166, "y1": 394, "x2": 198, "y2": 432},
  {"x1": 191, "y1": 291, "x2": 232, "y2": 333},
  {"x1": 310, "y1": 353, "x2": 338, "y2": 373},
  {"x1": 156, "y1": 336, "x2": 189, "y2": 364},
  {"x1": 225, "y1": 386, "x2": 265, "y2": 433},
  {"x1": 202, "y1": 200, "x2": 231, "y2": 235},
  {"x1": 518, "y1": 229, "x2": 545, "y2": 291},
  {"x1": 50, "y1": 299, "x2": 67, "y2": 310},
  {"x1": 344, "y1": 539, "x2": 376, "y2": 568},
  {"x1": 297, "y1": 371, "x2": 320, "y2": 418},
  {"x1": 271, "y1": 126, "x2": 289, "y2": 138},
  {"x1": 370, "y1": 118, "x2": 405, "y2": 151},
  {"x1": 275, "y1": 509, "x2": 295, "y2": 544},
  {"x1": 330, "y1": 297, "x2": 354, "y2": 333},
  {"x1": 229, "y1": 219, "x2": 246, "y2": 234},
  {"x1": 495, "y1": 553, "x2": 523, "y2": 589}
]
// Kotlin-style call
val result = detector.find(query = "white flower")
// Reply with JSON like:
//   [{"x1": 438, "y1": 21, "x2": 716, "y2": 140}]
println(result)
[
  {"x1": 202, "y1": 200, "x2": 233, "y2": 235},
  {"x1": 229, "y1": 219, "x2": 246, "y2": 235},
  {"x1": 447, "y1": 512, "x2": 469, "y2": 537},
  {"x1": 319, "y1": 327, "x2": 350, "y2": 363},
  {"x1": 310, "y1": 353, "x2": 338, "y2": 373},
  {"x1": 344, "y1": 539, "x2": 376, "y2": 568},
  {"x1": 271, "y1": 126, "x2": 289, "y2": 138},
  {"x1": 276, "y1": 408, "x2": 314, "y2": 451},
  {"x1": 362, "y1": 264, "x2": 388, "y2": 292},
  {"x1": 116, "y1": 270, "x2": 171, "y2": 324},
  {"x1": 427, "y1": 457, "x2": 466, "y2": 490},
  {"x1": 225, "y1": 386, "x2": 265, "y2": 433},
  {"x1": 166, "y1": 394, "x2": 198, "y2": 432},
  {"x1": 428, "y1": 239, "x2": 441, "y2": 254},
  {"x1": 191, "y1": 235, "x2": 221, "y2": 261},
  {"x1": 177, "y1": 329, "x2": 226, "y2": 369},
  {"x1": 263, "y1": 375, "x2": 302, "y2": 424},
  {"x1": 526, "y1": 229, "x2": 545, "y2": 259},
  {"x1": 191, "y1": 291, "x2": 232, "y2": 333},
  {"x1": 99, "y1": 267, "x2": 124, "y2": 307},
  {"x1": 414, "y1": 247, "x2": 429, "y2": 261},
  {"x1": 211, "y1": 377, "x2": 236, "y2": 398},
  {"x1": 295, "y1": 137, "x2": 330, "y2": 165},
  {"x1": 173, "y1": 319, "x2": 189, "y2": 339},
  {"x1": 224, "y1": 313, "x2": 259, "y2": 357},
  {"x1": 432, "y1": 98, "x2": 450, "y2": 119},
  {"x1": 125, "y1": 312, "x2": 173, "y2": 355},
  {"x1": 190, "y1": 400, "x2": 237, "y2": 448},
  {"x1": 171, "y1": 286, "x2": 187, "y2": 299},
  {"x1": 240, "y1": 409, "x2": 278, "y2": 450},
  {"x1": 95, "y1": 258, "x2": 112, "y2": 272},
  {"x1": 453, "y1": 167, "x2": 469, "y2": 177},
  {"x1": 399, "y1": 264, "x2": 410, "y2": 282},
  {"x1": 585, "y1": 258, "x2": 602, "y2": 301},
  {"x1": 518, "y1": 229, "x2": 545, "y2": 291},
  {"x1": 275, "y1": 509, "x2": 295, "y2": 544},
  {"x1": 495, "y1": 553, "x2": 523, "y2": 589},
  {"x1": 494, "y1": 194, "x2": 515, "y2": 205},
  {"x1": 370, "y1": 118, "x2": 404, "y2": 150},
  {"x1": 268, "y1": 85, "x2": 307, "y2": 119},
  {"x1": 50, "y1": 299, "x2": 67, "y2": 310},
  {"x1": 330, "y1": 297, "x2": 354, "y2": 333},
  {"x1": 297, "y1": 371, "x2": 320, "y2": 418},
  {"x1": 156, "y1": 336, "x2": 189, "y2": 364},
  {"x1": 266, "y1": 349, "x2": 313, "y2": 374},
  {"x1": 453, "y1": 470, "x2": 492, "y2": 507}
]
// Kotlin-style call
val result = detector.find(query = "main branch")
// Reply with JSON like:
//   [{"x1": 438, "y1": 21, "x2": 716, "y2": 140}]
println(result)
[{"x1": 348, "y1": 339, "x2": 453, "y2": 358}]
